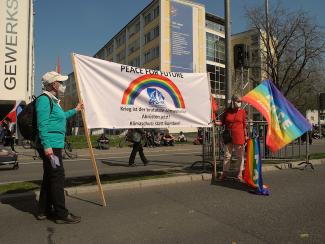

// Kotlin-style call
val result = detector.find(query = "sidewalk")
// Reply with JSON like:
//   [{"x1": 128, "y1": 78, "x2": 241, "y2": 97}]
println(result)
[{"x1": 1, "y1": 165, "x2": 325, "y2": 243}]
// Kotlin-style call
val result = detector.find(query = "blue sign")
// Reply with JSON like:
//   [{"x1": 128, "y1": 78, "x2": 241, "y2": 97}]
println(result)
[{"x1": 170, "y1": 0, "x2": 193, "y2": 73}]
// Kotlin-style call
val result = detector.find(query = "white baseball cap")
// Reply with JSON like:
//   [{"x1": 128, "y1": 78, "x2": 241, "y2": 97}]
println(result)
[{"x1": 42, "y1": 71, "x2": 68, "y2": 85}]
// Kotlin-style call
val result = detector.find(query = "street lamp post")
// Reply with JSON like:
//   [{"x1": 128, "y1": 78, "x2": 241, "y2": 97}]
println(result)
[
  {"x1": 225, "y1": 0, "x2": 232, "y2": 106},
  {"x1": 265, "y1": 0, "x2": 270, "y2": 78}
]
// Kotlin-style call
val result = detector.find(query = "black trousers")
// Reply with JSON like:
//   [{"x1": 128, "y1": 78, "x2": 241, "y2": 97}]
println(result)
[
  {"x1": 129, "y1": 142, "x2": 147, "y2": 164},
  {"x1": 37, "y1": 148, "x2": 68, "y2": 218}
]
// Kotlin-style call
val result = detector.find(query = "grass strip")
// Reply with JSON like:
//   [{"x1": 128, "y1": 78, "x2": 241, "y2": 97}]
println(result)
[{"x1": 0, "y1": 170, "x2": 175, "y2": 196}]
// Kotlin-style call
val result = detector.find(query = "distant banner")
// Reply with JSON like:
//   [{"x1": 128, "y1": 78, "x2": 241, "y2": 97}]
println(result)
[
  {"x1": 73, "y1": 54, "x2": 211, "y2": 129},
  {"x1": 242, "y1": 80, "x2": 312, "y2": 152},
  {"x1": 170, "y1": 0, "x2": 193, "y2": 72}
]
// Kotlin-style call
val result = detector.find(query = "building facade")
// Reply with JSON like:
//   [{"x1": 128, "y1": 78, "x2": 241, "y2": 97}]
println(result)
[
  {"x1": 63, "y1": 0, "x2": 226, "y2": 132},
  {"x1": 231, "y1": 29, "x2": 267, "y2": 120}
]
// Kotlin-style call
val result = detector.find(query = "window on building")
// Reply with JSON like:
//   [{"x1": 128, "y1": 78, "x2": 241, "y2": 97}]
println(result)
[
  {"x1": 153, "y1": 6, "x2": 160, "y2": 19},
  {"x1": 135, "y1": 22, "x2": 140, "y2": 32},
  {"x1": 144, "y1": 46, "x2": 160, "y2": 63},
  {"x1": 116, "y1": 50, "x2": 125, "y2": 62},
  {"x1": 129, "y1": 21, "x2": 140, "y2": 38},
  {"x1": 144, "y1": 26, "x2": 159, "y2": 44},
  {"x1": 144, "y1": 51, "x2": 150, "y2": 63},
  {"x1": 251, "y1": 49, "x2": 260, "y2": 64},
  {"x1": 207, "y1": 64, "x2": 225, "y2": 95},
  {"x1": 144, "y1": 32, "x2": 152, "y2": 44},
  {"x1": 129, "y1": 56, "x2": 140, "y2": 67},
  {"x1": 116, "y1": 33, "x2": 126, "y2": 48},
  {"x1": 251, "y1": 67, "x2": 260, "y2": 81},
  {"x1": 153, "y1": 46, "x2": 159, "y2": 58},
  {"x1": 107, "y1": 44, "x2": 114, "y2": 55},
  {"x1": 251, "y1": 34, "x2": 259, "y2": 46},
  {"x1": 153, "y1": 25, "x2": 159, "y2": 38},
  {"x1": 144, "y1": 12, "x2": 152, "y2": 25},
  {"x1": 129, "y1": 39, "x2": 140, "y2": 54},
  {"x1": 206, "y1": 19, "x2": 225, "y2": 33},
  {"x1": 206, "y1": 33, "x2": 225, "y2": 64}
]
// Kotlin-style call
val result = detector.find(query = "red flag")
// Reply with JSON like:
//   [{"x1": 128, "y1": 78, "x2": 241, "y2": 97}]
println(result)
[
  {"x1": 0, "y1": 101, "x2": 21, "y2": 124},
  {"x1": 211, "y1": 96, "x2": 218, "y2": 120},
  {"x1": 56, "y1": 56, "x2": 61, "y2": 74}
]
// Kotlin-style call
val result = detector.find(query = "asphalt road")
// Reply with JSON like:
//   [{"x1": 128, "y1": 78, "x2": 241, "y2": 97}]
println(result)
[
  {"x1": 0, "y1": 139, "x2": 324, "y2": 184},
  {"x1": 0, "y1": 165, "x2": 324, "y2": 243},
  {"x1": 0, "y1": 145, "x2": 203, "y2": 183}
]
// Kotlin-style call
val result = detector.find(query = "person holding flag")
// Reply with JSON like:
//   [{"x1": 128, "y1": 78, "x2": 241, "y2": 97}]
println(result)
[{"x1": 218, "y1": 94, "x2": 247, "y2": 182}]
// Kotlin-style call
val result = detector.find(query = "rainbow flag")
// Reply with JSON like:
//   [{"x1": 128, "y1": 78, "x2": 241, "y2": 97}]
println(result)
[
  {"x1": 242, "y1": 80, "x2": 312, "y2": 152},
  {"x1": 244, "y1": 137, "x2": 269, "y2": 195}
]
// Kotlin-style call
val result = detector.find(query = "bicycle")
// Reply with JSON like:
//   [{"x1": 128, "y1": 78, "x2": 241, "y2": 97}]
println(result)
[
  {"x1": 117, "y1": 130, "x2": 132, "y2": 148},
  {"x1": 21, "y1": 139, "x2": 39, "y2": 160},
  {"x1": 22, "y1": 139, "x2": 33, "y2": 149},
  {"x1": 63, "y1": 137, "x2": 77, "y2": 159}
]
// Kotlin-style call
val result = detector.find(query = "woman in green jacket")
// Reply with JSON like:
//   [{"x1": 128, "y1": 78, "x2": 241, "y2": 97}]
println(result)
[{"x1": 36, "y1": 71, "x2": 83, "y2": 224}]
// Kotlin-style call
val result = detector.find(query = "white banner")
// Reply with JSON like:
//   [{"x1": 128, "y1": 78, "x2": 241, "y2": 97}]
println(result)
[{"x1": 73, "y1": 54, "x2": 211, "y2": 129}]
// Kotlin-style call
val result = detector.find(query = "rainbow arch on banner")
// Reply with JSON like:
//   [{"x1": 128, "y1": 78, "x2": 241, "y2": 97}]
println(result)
[{"x1": 121, "y1": 74, "x2": 185, "y2": 108}]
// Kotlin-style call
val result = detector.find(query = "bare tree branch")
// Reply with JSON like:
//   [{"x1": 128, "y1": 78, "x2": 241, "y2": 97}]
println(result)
[{"x1": 245, "y1": 3, "x2": 325, "y2": 111}]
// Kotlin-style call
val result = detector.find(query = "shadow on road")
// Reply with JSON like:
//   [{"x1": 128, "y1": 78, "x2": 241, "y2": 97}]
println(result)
[
  {"x1": 65, "y1": 190, "x2": 102, "y2": 206},
  {"x1": 211, "y1": 180, "x2": 253, "y2": 192},
  {"x1": 1, "y1": 192, "x2": 38, "y2": 217}
]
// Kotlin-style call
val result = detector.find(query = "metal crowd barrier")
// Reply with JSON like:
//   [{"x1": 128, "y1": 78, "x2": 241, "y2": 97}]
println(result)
[{"x1": 191, "y1": 121, "x2": 310, "y2": 170}]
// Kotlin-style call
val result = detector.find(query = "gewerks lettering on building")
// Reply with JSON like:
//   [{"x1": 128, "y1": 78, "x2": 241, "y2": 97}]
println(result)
[{"x1": 0, "y1": 0, "x2": 34, "y2": 103}]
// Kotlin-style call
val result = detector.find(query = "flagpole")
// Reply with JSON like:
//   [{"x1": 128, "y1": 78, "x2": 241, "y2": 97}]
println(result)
[
  {"x1": 208, "y1": 73, "x2": 217, "y2": 181},
  {"x1": 211, "y1": 111, "x2": 217, "y2": 181},
  {"x1": 70, "y1": 53, "x2": 107, "y2": 207}
]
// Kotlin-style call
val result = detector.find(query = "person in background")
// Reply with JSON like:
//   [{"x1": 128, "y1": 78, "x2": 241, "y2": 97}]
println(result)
[
  {"x1": 162, "y1": 130, "x2": 175, "y2": 146},
  {"x1": 129, "y1": 128, "x2": 149, "y2": 166},
  {"x1": 177, "y1": 131, "x2": 187, "y2": 142},
  {"x1": 153, "y1": 132, "x2": 163, "y2": 147},
  {"x1": 0, "y1": 123, "x2": 4, "y2": 143},
  {"x1": 36, "y1": 71, "x2": 83, "y2": 224},
  {"x1": 145, "y1": 129, "x2": 154, "y2": 147},
  {"x1": 2, "y1": 118, "x2": 16, "y2": 152},
  {"x1": 97, "y1": 133, "x2": 109, "y2": 150},
  {"x1": 193, "y1": 128, "x2": 203, "y2": 145},
  {"x1": 218, "y1": 94, "x2": 247, "y2": 182}
]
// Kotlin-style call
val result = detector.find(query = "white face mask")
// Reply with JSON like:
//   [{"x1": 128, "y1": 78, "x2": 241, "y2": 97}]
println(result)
[
  {"x1": 58, "y1": 84, "x2": 66, "y2": 94},
  {"x1": 235, "y1": 102, "x2": 242, "y2": 108}
]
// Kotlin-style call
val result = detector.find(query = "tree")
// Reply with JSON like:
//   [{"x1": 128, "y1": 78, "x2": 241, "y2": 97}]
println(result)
[{"x1": 245, "y1": 3, "x2": 325, "y2": 104}]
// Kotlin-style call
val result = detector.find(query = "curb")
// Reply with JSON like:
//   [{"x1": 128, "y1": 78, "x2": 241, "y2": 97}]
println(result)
[
  {"x1": 0, "y1": 173, "x2": 211, "y2": 201},
  {"x1": 1, "y1": 158, "x2": 324, "y2": 201},
  {"x1": 65, "y1": 173, "x2": 211, "y2": 196}
]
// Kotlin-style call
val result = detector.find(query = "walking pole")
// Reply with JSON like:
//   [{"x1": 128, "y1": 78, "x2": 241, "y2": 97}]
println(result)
[{"x1": 71, "y1": 53, "x2": 107, "y2": 207}]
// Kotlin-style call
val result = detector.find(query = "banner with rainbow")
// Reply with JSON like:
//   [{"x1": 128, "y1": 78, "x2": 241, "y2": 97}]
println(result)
[
  {"x1": 242, "y1": 80, "x2": 312, "y2": 152},
  {"x1": 72, "y1": 54, "x2": 211, "y2": 129}
]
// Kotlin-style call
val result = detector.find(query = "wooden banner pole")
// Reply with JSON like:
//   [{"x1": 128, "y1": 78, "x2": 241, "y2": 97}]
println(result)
[{"x1": 70, "y1": 53, "x2": 107, "y2": 207}]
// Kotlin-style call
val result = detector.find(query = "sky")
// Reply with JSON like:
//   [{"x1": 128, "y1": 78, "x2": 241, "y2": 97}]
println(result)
[{"x1": 34, "y1": 0, "x2": 325, "y2": 95}]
